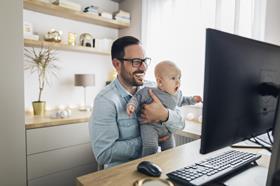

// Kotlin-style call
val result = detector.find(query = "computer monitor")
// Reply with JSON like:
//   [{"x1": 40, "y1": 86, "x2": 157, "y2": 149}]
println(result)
[{"x1": 200, "y1": 29, "x2": 280, "y2": 154}]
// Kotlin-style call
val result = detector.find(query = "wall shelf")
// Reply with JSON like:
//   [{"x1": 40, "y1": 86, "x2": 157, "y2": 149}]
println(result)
[
  {"x1": 24, "y1": 39, "x2": 110, "y2": 55},
  {"x1": 24, "y1": 0, "x2": 129, "y2": 29}
]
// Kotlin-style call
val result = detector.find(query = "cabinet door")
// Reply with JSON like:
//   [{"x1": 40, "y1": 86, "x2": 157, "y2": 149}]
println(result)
[
  {"x1": 27, "y1": 122, "x2": 90, "y2": 155},
  {"x1": 28, "y1": 163, "x2": 96, "y2": 186},
  {"x1": 27, "y1": 143, "x2": 95, "y2": 179}
]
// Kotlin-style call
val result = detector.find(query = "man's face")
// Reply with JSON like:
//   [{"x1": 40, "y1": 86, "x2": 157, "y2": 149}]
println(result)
[{"x1": 119, "y1": 44, "x2": 147, "y2": 86}]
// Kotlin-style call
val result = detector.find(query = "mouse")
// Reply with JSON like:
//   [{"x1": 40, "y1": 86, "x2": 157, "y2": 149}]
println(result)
[{"x1": 137, "y1": 161, "x2": 162, "y2": 177}]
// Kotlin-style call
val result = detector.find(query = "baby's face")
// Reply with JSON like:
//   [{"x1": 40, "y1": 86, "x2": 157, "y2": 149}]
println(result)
[{"x1": 158, "y1": 68, "x2": 181, "y2": 95}]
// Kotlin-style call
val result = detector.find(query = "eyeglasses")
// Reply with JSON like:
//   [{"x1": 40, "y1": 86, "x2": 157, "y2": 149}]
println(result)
[{"x1": 118, "y1": 57, "x2": 151, "y2": 67}]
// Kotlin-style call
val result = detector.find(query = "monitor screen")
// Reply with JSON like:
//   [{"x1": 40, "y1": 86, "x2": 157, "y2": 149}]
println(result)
[{"x1": 200, "y1": 29, "x2": 280, "y2": 154}]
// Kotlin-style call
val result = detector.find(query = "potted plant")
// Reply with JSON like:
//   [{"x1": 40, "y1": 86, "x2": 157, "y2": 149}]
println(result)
[{"x1": 24, "y1": 47, "x2": 59, "y2": 115}]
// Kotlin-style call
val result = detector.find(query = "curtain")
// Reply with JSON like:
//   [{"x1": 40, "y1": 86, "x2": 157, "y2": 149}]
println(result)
[{"x1": 141, "y1": 0, "x2": 266, "y2": 96}]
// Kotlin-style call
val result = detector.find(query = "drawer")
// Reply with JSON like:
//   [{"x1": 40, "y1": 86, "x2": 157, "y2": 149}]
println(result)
[
  {"x1": 27, "y1": 143, "x2": 95, "y2": 179},
  {"x1": 28, "y1": 163, "x2": 97, "y2": 186},
  {"x1": 27, "y1": 122, "x2": 90, "y2": 155}
]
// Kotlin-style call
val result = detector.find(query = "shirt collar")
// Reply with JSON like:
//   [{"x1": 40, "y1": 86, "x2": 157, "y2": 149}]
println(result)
[
  {"x1": 113, "y1": 76, "x2": 149, "y2": 98},
  {"x1": 114, "y1": 77, "x2": 133, "y2": 98}
]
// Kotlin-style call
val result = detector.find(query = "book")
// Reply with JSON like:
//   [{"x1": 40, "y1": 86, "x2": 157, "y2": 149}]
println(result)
[
  {"x1": 100, "y1": 11, "x2": 112, "y2": 19},
  {"x1": 114, "y1": 10, "x2": 130, "y2": 18},
  {"x1": 114, "y1": 16, "x2": 130, "y2": 23},
  {"x1": 24, "y1": 34, "x2": 39, "y2": 41}
]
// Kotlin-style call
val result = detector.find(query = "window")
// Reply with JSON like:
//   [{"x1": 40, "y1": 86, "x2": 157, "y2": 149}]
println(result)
[{"x1": 142, "y1": 0, "x2": 266, "y2": 96}]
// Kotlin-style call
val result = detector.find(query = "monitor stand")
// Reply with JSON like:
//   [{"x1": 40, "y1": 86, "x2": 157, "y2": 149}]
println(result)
[
  {"x1": 231, "y1": 140, "x2": 263, "y2": 149},
  {"x1": 266, "y1": 90, "x2": 280, "y2": 185},
  {"x1": 257, "y1": 82, "x2": 280, "y2": 185}
]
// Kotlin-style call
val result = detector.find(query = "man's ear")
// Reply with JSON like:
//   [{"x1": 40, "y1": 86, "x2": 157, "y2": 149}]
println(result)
[{"x1": 112, "y1": 59, "x2": 121, "y2": 72}]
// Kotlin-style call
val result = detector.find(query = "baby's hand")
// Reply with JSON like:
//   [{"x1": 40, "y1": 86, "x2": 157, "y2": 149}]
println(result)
[
  {"x1": 193, "y1": 96, "x2": 202, "y2": 103},
  {"x1": 127, "y1": 105, "x2": 135, "y2": 117}
]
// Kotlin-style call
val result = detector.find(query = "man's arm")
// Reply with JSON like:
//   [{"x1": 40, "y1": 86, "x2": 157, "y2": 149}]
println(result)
[
  {"x1": 89, "y1": 96, "x2": 141, "y2": 166},
  {"x1": 162, "y1": 108, "x2": 185, "y2": 133},
  {"x1": 140, "y1": 89, "x2": 185, "y2": 132}
]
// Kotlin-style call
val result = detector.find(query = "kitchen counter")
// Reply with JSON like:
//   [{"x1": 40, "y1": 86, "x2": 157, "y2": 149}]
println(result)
[{"x1": 25, "y1": 109, "x2": 91, "y2": 129}]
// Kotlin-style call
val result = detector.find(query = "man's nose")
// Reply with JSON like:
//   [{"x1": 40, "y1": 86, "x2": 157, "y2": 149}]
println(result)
[{"x1": 139, "y1": 62, "x2": 147, "y2": 70}]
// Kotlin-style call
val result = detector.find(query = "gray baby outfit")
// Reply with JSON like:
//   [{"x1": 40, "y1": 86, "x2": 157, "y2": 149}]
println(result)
[{"x1": 127, "y1": 87, "x2": 196, "y2": 156}]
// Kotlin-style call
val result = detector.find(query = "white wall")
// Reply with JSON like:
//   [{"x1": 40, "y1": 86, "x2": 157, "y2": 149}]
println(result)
[
  {"x1": 0, "y1": 1, "x2": 26, "y2": 185},
  {"x1": 23, "y1": 0, "x2": 119, "y2": 110},
  {"x1": 119, "y1": 0, "x2": 142, "y2": 39},
  {"x1": 264, "y1": 0, "x2": 280, "y2": 45}
]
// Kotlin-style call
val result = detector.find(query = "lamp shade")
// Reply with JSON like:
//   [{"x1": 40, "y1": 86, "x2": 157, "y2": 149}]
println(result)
[{"x1": 74, "y1": 74, "x2": 95, "y2": 87}]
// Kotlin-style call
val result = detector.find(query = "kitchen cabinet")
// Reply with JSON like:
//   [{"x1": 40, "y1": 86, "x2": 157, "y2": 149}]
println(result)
[{"x1": 26, "y1": 122, "x2": 97, "y2": 186}]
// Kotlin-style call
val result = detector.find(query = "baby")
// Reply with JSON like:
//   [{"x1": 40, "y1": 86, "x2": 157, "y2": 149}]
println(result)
[{"x1": 127, "y1": 60, "x2": 202, "y2": 156}]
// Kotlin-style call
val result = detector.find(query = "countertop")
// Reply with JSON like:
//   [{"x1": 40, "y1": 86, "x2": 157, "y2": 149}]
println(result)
[
  {"x1": 25, "y1": 109, "x2": 91, "y2": 129},
  {"x1": 25, "y1": 108, "x2": 202, "y2": 132}
]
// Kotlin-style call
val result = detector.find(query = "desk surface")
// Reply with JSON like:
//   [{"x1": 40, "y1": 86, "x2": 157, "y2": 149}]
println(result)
[
  {"x1": 176, "y1": 120, "x2": 201, "y2": 140},
  {"x1": 76, "y1": 140, "x2": 270, "y2": 186}
]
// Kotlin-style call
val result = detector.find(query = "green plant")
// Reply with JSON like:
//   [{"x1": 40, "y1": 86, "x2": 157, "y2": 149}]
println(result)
[{"x1": 24, "y1": 47, "x2": 59, "y2": 102}]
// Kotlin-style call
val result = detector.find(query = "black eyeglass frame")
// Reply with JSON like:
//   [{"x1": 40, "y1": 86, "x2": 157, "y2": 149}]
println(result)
[{"x1": 117, "y1": 57, "x2": 151, "y2": 67}]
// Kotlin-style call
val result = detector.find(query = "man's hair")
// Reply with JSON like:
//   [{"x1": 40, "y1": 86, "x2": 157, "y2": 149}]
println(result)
[{"x1": 111, "y1": 36, "x2": 140, "y2": 60}]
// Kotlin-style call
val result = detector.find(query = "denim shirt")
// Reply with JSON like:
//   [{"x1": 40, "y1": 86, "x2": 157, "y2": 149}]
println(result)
[{"x1": 89, "y1": 78, "x2": 185, "y2": 167}]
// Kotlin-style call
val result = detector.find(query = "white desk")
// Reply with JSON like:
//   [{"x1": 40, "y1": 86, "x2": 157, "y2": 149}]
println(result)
[
  {"x1": 76, "y1": 140, "x2": 270, "y2": 186},
  {"x1": 176, "y1": 120, "x2": 202, "y2": 140}
]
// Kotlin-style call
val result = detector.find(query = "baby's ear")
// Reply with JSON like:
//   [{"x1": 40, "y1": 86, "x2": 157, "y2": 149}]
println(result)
[
  {"x1": 156, "y1": 75, "x2": 162, "y2": 83},
  {"x1": 156, "y1": 77, "x2": 162, "y2": 86}
]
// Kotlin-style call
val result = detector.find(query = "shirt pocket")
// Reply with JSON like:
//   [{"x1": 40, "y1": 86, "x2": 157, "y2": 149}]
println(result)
[{"x1": 117, "y1": 118, "x2": 139, "y2": 140}]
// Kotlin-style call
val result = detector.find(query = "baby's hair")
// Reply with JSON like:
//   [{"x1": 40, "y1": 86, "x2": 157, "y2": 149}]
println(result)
[{"x1": 154, "y1": 60, "x2": 179, "y2": 78}]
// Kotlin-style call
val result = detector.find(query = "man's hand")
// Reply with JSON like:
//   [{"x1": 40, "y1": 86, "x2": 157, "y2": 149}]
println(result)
[
  {"x1": 159, "y1": 135, "x2": 169, "y2": 142},
  {"x1": 139, "y1": 89, "x2": 169, "y2": 124},
  {"x1": 127, "y1": 105, "x2": 135, "y2": 117}
]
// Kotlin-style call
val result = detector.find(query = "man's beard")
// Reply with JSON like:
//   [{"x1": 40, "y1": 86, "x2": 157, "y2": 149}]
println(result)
[{"x1": 120, "y1": 65, "x2": 144, "y2": 86}]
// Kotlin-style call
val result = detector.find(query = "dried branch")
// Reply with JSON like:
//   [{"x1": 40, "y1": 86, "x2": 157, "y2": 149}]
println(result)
[{"x1": 24, "y1": 47, "x2": 59, "y2": 102}]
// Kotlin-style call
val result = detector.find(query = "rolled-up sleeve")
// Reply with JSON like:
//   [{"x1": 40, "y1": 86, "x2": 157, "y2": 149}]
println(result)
[
  {"x1": 181, "y1": 96, "x2": 196, "y2": 106},
  {"x1": 89, "y1": 96, "x2": 141, "y2": 166},
  {"x1": 162, "y1": 108, "x2": 185, "y2": 133}
]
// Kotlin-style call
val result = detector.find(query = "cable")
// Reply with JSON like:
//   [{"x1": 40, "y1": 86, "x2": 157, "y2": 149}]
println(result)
[
  {"x1": 267, "y1": 131, "x2": 274, "y2": 145},
  {"x1": 254, "y1": 138, "x2": 272, "y2": 152},
  {"x1": 249, "y1": 138, "x2": 272, "y2": 152},
  {"x1": 255, "y1": 137, "x2": 271, "y2": 146}
]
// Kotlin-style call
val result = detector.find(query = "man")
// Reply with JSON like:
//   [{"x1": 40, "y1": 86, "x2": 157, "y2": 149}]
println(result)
[{"x1": 89, "y1": 36, "x2": 185, "y2": 167}]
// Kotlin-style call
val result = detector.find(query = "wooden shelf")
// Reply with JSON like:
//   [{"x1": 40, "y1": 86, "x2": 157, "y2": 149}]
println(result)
[
  {"x1": 24, "y1": 39, "x2": 110, "y2": 55},
  {"x1": 24, "y1": 0, "x2": 129, "y2": 29}
]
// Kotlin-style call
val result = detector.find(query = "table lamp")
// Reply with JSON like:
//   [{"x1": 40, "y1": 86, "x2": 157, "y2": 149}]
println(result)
[{"x1": 75, "y1": 74, "x2": 95, "y2": 111}]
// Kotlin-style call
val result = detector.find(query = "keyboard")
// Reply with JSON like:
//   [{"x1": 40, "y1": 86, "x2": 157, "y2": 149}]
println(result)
[{"x1": 167, "y1": 150, "x2": 261, "y2": 186}]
